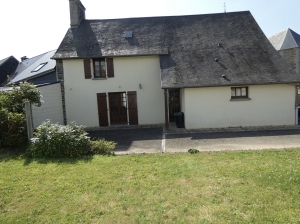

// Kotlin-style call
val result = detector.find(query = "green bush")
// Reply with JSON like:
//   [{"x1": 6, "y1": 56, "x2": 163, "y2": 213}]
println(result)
[
  {"x1": 90, "y1": 138, "x2": 116, "y2": 155},
  {"x1": 0, "y1": 109, "x2": 27, "y2": 148},
  {"x1": 27, "y1": 121, "x2": 116, "y2": 158},
  {"x1": 0, "y1": 82, "x2": 42, "y2": 149},
  {"x1": 1, "y1": 82, "x2": 42, "y2": 113},
  {"x1": 188, "y1": 148, "x2": 200, "y2": 154}
]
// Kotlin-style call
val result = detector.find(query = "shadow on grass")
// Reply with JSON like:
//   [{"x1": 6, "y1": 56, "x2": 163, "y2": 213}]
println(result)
[
  {"x1": 0, "y1": 148, "x2": 94, "y2": 165},
  {"x1": 23, "y1": 156, "x2": 94, "y2": 166}
]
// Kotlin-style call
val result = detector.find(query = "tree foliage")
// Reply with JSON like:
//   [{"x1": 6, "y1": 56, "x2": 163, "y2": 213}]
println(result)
[{"x1": 0, "y1": 82, "x2": 42, "y2": 149}]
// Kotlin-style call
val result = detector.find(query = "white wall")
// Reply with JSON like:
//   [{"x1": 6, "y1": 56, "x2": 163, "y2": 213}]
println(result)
[
  {"x1": 32, "y1": 83, "x2": 64, "y2": 128},
  {"x1": 182, "y1": 84, "x2": 296, "y2": 129},
  {"x1": 63, "y1": 56, "x2": 165, "y2": 127}
]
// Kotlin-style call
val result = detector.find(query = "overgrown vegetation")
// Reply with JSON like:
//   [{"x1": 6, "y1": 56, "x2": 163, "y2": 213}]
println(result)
[
  {"x1": 27, "y1": 121, "x2": 116, "y2": 158},
  {"x1": 0, "y1": 149, "x2": 299, "y2": 223},
  {"x1": 0, "y1": 82, "x2": 41, "y2": 149}
]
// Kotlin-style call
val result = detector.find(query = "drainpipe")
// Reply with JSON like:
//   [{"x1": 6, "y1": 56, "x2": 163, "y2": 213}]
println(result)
[
  {"x1": 296, "y1": 86, "x2": 299, "y2": 125},
  {"x1": 164, "y1": 89, "x2": 169, "y2": 130}
]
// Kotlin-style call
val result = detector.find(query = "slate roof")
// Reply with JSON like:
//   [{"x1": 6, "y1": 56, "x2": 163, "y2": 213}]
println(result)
[
  {"x1": 53, "y1": 11, "x2": 300, "y2": 88},
  {"x1": 268, "y1": 28, "x2": 300, "y2": 51},
  {"x1": 0, "y1": 56, "x2": 11, "y2": 66},
  {"x1": 10, "y1": 50, "x2": 56, "y2": 84}
]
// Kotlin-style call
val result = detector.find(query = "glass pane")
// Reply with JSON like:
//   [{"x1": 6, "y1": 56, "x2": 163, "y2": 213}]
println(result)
[
  {"x1": 101, "y1": 61, "x2": 106, "y2": 77},
  {"x1": 95, "y1": 61, "x2": 100, "y2": 77},
  {"x1": 241, "y1": 87, "x2": 246, "y2": 96},
  {"x1": 236, "y1": 88, "x2": 241, "y2": 96},
  {"x1": 231, "y1": 88, "x2": 235, "y2": 96}
]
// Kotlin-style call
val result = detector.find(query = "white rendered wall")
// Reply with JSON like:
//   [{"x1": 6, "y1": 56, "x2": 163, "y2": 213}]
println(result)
[
  {"x1": 32, "y1": 83, "x2": 64, "y2": 128},
  {"x1": 63, "y1": 56, "x2": 165, "y2": 127},
  {"x1": 182, "y1": 84, "x2": 296, "y2": 129}
]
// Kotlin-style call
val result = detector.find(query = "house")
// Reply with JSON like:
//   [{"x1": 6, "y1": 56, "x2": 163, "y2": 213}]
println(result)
[
  {"x1": 52, "y1": 0, "x2": 300, "y2": 130},
  {"x1": 268, "y1": 28, "x2": 300, "y2": 75},
  {"x1": 8, "y1": 50, "x2": 65, "y2": 128},
  {"x1": 9, "y1": 50, "x2": 57, "y2": 85},
  {"x1": 0, "y1": 56, "x2": 18, "y2": 86}
]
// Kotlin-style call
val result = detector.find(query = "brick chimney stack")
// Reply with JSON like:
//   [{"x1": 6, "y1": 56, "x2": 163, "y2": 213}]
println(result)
[{"x1": 69, "y1": 0, "x2": 86, "y2": 28}]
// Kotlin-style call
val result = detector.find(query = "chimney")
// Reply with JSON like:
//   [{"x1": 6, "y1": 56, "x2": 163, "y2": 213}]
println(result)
[
  {"x1": 69, "y1": 0, "x2": 86, "y2": 28},
  {"x1": 21, "y1": 56, "x2": 28, "y2": 61}
]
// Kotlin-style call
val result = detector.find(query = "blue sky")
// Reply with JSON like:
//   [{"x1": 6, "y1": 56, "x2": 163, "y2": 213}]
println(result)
[{"x1": 1, "y1": 0, "x2": 299, "y2": 61}]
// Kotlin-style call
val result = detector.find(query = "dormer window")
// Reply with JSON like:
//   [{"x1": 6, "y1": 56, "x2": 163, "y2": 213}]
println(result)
[{"x1": 31, "y1": 62, "x2": 47, "y2": 73}]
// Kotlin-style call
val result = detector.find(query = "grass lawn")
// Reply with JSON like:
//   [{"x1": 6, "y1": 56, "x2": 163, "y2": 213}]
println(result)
[{"x1": 1, "y1": 149, "x2": 300, "y2": 223}]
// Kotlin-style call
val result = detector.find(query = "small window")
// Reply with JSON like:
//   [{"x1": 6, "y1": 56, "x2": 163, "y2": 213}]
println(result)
[
  {"x1": 231, "y1": 87, "x2": 248, "y2": 99},
  {"x1": 92, "y1": 58, "x2": 114, "y2": 78},
  {"x1": 94, "y1": 59, "x2": 106, "y2": 77},
  {"x1": 31, "y1": 62, "x2": 47, "y2": 73}
]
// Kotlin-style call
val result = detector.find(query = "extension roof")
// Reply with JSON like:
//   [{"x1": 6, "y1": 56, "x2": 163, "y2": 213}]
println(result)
[
  {"x1": 268, "y1": 28, "x2": 300, "y2": 51},
  {"x1": 10, "y1": 50, "x2": 56, "y2": 84},
  {"x1": 53, "y1": 11, "x2": 300, "y2": 88}
]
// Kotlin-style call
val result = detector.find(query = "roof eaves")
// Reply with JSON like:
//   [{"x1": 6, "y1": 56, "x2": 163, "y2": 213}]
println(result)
[{"x1": 9, "y1": 68, "x2": 56, "y2": 85}]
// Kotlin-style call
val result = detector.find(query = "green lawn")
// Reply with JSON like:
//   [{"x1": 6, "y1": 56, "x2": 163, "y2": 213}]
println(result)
[{"x1": 1, "y1": 149, "x2": 300, "y2": 223}]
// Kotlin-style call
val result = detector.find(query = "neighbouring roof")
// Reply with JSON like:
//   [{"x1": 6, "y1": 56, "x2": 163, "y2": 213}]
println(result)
[
  {"x1": 54, "y1": 11, "x2": 300, "y2": 88},
  {"x1": 10, "y1": 50, "x2": 56, "y2": 84},
  {"x1": 0, "y1": 56, "x2": 19, "y2": 86},
  {"x1": 0, "y1": 56, "x2": 11, "y2": 66},
  {"x1": 268, "y1": 28, "x2": 300, "y2": 51}
]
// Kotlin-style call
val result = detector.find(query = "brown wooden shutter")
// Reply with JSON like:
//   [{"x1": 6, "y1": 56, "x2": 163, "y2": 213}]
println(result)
[
  {"x1": 97, "y1": 93, "x2": 109, "y2": 126},
  {"x1": 106, "y1": 58, "x2": 114, "y2": 78},
  {"x1": 127, "y1": 91, "x2": 138, "y2": 125},
  {"x1": 84, "y1": 59, "x2": 91, "y2": 79}
]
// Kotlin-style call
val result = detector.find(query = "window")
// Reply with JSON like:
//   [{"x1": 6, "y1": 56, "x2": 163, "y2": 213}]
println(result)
[
  {"x1": 94, "y1": 59, "x2": 106, "y2": 77},
  {"x1": 31, "y1": 62, "x2": 47, "y2": 73},
  {"x1": 231, "y1": 87, "x2": 248, "y2": 99},
  {"x1": 92, "y1": 58, "x2": 114, "y2": 78}
]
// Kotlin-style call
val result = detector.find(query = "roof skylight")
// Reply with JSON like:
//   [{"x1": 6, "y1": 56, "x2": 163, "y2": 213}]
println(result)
[
  {"x1": 31, "y1": 62, "x2": 48, "y2": 73},
  {"x1": 125, "y1": 31, "x2": 133, "y2": 38}
]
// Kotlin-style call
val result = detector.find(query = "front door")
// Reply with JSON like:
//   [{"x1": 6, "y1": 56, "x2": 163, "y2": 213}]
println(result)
[
  {"x1": 109, "y1": 92, "x2": 127, "y2": 124},
  {"x1": 169, "y1": 89, "x2": 180, "y2": 122}
]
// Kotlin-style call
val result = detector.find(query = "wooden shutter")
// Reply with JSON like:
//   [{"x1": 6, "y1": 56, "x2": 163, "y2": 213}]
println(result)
[
  {"x1": 97, "y1": 93, "x2": 109, "y2": 126},
  {"x1": 106, "y1": 58, "x2": 114, "y2": 78},
  {"x1": 84, "y1": 59, "x2": 91, "y2": 79},
  {"x1": 127, "y1": 91, "x2": 138, "y2": 125}
]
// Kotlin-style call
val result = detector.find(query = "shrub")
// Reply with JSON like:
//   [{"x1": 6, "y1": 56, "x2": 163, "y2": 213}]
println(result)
[
  {"x1": 90, "y1": 138, "x2": 116, "y2": 155},
  {"x1": 0, "y1": 109, "x2": 27, "y2": 148},
  {"x1": 188, "y1": 148, "x2": 200, "y2": 154},
  {"x1": 1, "y1": 82, "x2": 42, "y2": 113},
  {"x1": 0, "y1": 82, "x2": 42, "y2": 149},
  {"x1": 27, "y1": 121, "x2": 116, "y2": 158}
]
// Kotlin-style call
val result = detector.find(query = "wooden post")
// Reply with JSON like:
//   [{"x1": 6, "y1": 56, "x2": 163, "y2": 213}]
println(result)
[
  {"x1": 25, "y1": 100, "x2": 33, "y2": 143},
  {"x1": 164, "y1": 89, "x2": 169, "y2": 130}
]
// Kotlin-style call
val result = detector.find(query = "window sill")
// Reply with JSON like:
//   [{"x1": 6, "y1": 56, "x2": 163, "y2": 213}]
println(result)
[
  {"x1": 230, "y1": 98, "x2": 251, "y2": 101},
  {"x1": 92, "y1": 77, "x2": 107, "y2": 80}
]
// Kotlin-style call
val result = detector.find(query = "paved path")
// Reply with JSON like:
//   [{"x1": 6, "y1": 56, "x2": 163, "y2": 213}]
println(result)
[{"x1": 87, "y1": 125, "x2": 300, "y2": 155}]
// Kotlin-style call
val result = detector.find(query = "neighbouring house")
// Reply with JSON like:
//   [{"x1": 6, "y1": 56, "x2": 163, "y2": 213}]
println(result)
[
  {"x1": 0, "y1": 56, "x2": 19, "y2": 86},
  {"x1": 9, "y1": 50, "x2": 57, "y2": 85},
  {"x1": 52, "y1": 0, "x2": 300, "y2": 130},
  {"x1": 8, "y1": 50, "x2": 64, "y2": 128},
  {"x1": 268, "y1": 28, "x2": 300, "y2": 75}
]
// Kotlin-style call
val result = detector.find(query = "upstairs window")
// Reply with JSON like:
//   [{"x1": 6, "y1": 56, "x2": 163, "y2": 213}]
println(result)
[
  {"x1": 31, "y1": 62, "x2": 47, "y2": 73},
  {"x1": 231, "y1": 87, "x2": 248, "y2": 99},
  {"x1": 84, "y1": 58, "x2": 114, "y2": 79},
  {"x1": 94, "y1": 59, "x2": 106, "y2": 77}
]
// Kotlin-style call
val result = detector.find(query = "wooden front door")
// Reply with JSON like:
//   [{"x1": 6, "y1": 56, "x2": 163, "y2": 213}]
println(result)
[
  {"x1": 169, "y1": 89, "x2": 180, "y2": 122},
  {"x1": 109, "y1": 92, "x2": 127, "y2": 124}
]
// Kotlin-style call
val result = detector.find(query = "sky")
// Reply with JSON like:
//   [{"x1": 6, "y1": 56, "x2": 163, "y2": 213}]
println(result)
[{"x1": 0, "y1": 0, "x2": 299, "y2": 61}]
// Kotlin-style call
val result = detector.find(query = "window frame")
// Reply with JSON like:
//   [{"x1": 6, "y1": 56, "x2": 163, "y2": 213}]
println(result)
[
  {"x1": 31, "y1": 62, "x2": 48, "y2": 73},
  {"x1": 231, "y1": 86, "x2": 249, "y2": 99},
  {"x1": 93, "y1": 58, "x2": 107, "y2": 78}
]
